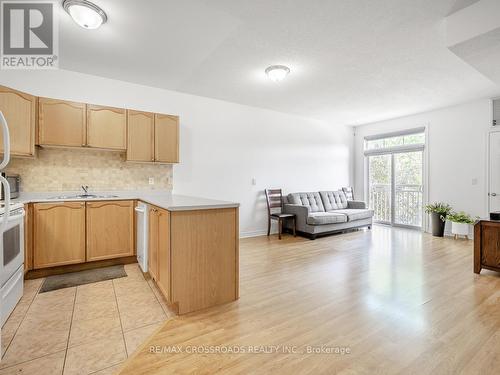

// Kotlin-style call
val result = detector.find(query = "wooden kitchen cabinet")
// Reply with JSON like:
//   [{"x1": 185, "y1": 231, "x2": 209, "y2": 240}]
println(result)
[
  {"x1": 0, "y1": 85, "x2": 37, "y2": 157},
  {"x1": 33, "y1": 202, "x2": 86, "y2": 269},
  {"x1": 148, "y1": 206, "x2": 160, "y2": 281},
  {"x1": 148, "y1": 205, "x2": 238, "y2": 314},
  {"x1": 87, "y1": 105, "x2": 127, "y2": 150},
  {"x1": 148, "y1": 207, "x2": 171, "y2": 300},
  {"x1": 155, "y1": 114, "x2": 179, "y2": 163},
  {"x1": 38, "y1": 98, "x2": 86, "y2": 147},
  {"x1": 127, "y1": 110, "x2": 154, "y2": 162},
  {"x1": 86, "y1": 200, "x2": 134, "y2": 261}
]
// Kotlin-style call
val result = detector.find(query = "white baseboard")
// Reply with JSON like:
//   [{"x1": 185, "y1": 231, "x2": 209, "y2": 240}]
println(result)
[{"x1": 239, "y1": 229, "x2": 268, "y2": 238}]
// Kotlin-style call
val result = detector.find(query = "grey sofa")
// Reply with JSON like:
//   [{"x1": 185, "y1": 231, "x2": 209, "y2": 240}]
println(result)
[{"x1": 283, "y1": 191, "x2": 373, "y2": 239}]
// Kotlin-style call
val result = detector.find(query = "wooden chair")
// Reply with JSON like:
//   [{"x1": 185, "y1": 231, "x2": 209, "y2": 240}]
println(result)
[{"x1": 265, "y1": 189, "x2": 296, "y2": 240}]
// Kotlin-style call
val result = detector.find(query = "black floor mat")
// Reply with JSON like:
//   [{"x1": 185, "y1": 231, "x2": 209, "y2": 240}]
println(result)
[{"x1": 39, "y1": 265, "x2": 127, "y2": 293}]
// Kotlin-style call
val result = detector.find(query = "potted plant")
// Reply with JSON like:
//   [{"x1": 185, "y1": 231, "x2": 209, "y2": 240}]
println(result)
[
  {"x1": 447, "y1": 211, "x2": 476, "y2": 239},
  {"x1": 425, "y1": 202, "x2": 452, "y2": 237}
]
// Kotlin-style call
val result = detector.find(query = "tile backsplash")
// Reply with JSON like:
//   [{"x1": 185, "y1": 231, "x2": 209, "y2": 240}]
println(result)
[{"x1": 5, "y1": 148, "x2": 173, "y2": 192}]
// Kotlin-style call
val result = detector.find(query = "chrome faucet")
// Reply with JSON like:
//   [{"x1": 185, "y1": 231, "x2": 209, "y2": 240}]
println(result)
[{"x1": 81, "y1": 185, "x2": 89, "y2": 195}]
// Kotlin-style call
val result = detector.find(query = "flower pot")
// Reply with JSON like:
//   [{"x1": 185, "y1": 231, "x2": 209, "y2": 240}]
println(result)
[
  {"x1": 430, "y1": 212, "x2": 445, "y2": 237},
  {"x1": 451, "y1": 222, "x2": 469, "y2": 237}
]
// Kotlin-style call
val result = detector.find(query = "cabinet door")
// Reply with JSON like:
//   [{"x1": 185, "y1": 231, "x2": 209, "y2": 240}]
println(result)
[
  {"x1": 0, "y1": 86, "x2": 36, "y2": 156},
  {"x1": 481, "y1": 223, "x2": 500, "y2": 268},
  {"x1": 127, "y1": 110, "x2": 154, "y2": 162},
  {"x1": 148, "y1": 207, "x2": 159, "y2": 280},
  {"x1": 86, "y1": 200, "x2": 134, "y2": 261},
  {"x1": 154, "y1": 114, "x2": 179, "y2": 163},
  {"x1": 38, "y1": 98, "x2": 86, "y2": 147},
  {"x1": 33, "y1": 202, "x2": 86, "y2": 269},
  {"x1": 87, "y1": 105, "x2": 127, "y2": 150},
  {"x1": 157, "y1": 208, "x2": 171, "y2": 301}
]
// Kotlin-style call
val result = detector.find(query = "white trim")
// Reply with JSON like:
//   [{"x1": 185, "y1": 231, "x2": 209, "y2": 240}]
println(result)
[
  {"x1": 240, "y1": 229, "x2": 268, "y2": 238},
  {"x1": 364, "y1": 126, "x2": 426, "y2": 141},
  {"x1": 364, "y1": 143, "x2": 425, "y2": 156}
]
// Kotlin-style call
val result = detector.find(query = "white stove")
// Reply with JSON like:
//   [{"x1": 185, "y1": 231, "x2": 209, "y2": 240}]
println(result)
[
  {"x1": 0, "y1": 202, "x2": 24, "y2": 215},
  {"x1": 0, "y1": 202, "x2": 25, "y2": 327}
]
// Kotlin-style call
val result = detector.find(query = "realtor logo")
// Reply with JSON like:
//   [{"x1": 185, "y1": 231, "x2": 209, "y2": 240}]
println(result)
[{"x1": 1, "y1": 1, "x2": 58, "y2": 69}]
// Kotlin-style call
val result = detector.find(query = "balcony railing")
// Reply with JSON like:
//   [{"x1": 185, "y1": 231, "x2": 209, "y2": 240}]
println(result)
[{"x1": 369, "y1": 184, "x2": 423, "y2": 227}]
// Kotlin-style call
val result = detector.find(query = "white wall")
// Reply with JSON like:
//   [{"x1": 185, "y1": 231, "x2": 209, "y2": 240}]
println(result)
[
  {"x1": 354, "y1": 99, "x2": 492, "y2": 232},
  {"x1": 0, "y1": 70, "x2": 353, "y2": 237}
]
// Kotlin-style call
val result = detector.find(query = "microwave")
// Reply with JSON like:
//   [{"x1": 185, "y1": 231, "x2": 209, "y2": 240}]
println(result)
[{"x1": 0, "y1": 173, "x2": 20, "y2": 200}]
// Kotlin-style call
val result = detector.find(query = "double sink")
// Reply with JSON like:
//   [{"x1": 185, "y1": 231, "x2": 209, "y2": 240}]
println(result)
[{"x1": 50, "y1": 194, "x2": 119, "y2": 200}]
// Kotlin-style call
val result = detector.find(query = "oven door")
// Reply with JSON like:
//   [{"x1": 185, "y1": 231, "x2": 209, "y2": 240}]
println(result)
[{"x1": 0, "y1": 208, "x2": 25, "y2": 288}]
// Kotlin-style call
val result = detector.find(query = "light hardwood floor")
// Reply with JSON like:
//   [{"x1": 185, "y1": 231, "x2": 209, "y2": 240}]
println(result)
[{"x1": 118, "y1": 225, "x2": 500, "y2": 375}]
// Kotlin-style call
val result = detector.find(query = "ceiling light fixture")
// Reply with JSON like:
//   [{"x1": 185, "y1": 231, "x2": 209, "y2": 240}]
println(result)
[
  {"x1": 265, "y1": 65, "x2": 290, "y2": 82},
  {"x1": 63, "y1": 0, "x2": 108, "y2": 29}
]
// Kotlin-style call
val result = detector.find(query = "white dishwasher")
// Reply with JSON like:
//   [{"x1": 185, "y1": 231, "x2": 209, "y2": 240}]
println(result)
[{"x1": 135, "y1": 202, "x2": 149, "y2": 272}]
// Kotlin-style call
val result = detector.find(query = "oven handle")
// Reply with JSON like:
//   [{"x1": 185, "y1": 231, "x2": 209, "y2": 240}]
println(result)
[{"x1": 0, "y1": 174, "x2": 10, "y2": 230}]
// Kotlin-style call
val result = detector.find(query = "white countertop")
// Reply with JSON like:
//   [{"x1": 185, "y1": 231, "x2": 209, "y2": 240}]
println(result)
[{"x1": 13, "y1": 191, "x2": 239, "y2": 211}]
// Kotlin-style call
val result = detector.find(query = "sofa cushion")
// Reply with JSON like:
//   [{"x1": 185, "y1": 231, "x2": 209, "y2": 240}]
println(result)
[
  {"x1": 332, "y1": 209, "x2": 374, "y2": 222},
  {"x1": 320, "y1": 191, "x2": 348, "y2": 210},
  {"x1": 306, "y1": 212, "x2": 347, "y2": 225},
  {"x1": 288, "y1": 192, "x2": 325, "y2": 212}
]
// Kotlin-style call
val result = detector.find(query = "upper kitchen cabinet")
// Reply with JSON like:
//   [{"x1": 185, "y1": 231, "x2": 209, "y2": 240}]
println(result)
[
  {"x1": 155, "y1": 114, "x2": 179, "y2": 163},
  {"x1": 127, "y1": 110, "x2": 154, "y2": 162},
  {"x1": 87, "y1": 104, "x2": 127, "y2": 150},
  {"x1": 0, "y1": 85, "x2": 37, "y2": 157},
  {"x1": 38, "y1": 98, "x2": 86, "y2": 147}
]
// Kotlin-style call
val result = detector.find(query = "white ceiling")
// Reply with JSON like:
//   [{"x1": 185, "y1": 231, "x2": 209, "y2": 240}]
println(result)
[{"x1": 57, "y1": 0, "x2": 500, "y2": 125}]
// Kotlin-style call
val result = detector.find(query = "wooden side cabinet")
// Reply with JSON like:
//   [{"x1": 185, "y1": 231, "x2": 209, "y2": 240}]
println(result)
[
  {"x1": 474, "y1": 220, "x2": 500, "y2": 274},
  {"x1": 38, "y1": 98, "x2": 86, "y2": 147},
  {"x1": 148, "y1": 206, "x2": 160, "y2": 282},
  {"x1": 0, "y1": 85, "x2": 37, "y2": 157},
  {"x1": 127, "y1": 110, "x2": 154, "y2": 162},
  {"x1": 87, "y1": 105, "x2": 127, "y2": 150},
  {"x1": 149, "y1": 207, "x2": 171, "y2": 300},
  {"x1": 86, "y1": 200, "x2": 135, "y2": 261},
  {"x1": 33, "y1": 202, "x2": 86, "y2": 269},
  {"x1": 155, "y1": 114, "x2": 179, "y2": 163}
]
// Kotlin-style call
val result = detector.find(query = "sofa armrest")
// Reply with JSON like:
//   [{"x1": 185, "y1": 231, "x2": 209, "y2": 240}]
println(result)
[
  {"x1": 283, "y1": 204, "x2": 310, "y2": 231},
  {"x1": 347, "y1": 200, "x2": 367, "y2": 209}
]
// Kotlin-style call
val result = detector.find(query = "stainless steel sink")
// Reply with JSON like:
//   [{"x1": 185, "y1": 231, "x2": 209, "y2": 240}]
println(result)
[{"x1": 50, "y1": 194, "x2": 119, "y2": 200}]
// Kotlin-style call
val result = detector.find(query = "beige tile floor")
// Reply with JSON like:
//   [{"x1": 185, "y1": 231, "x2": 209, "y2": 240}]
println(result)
[{"x1": 0, "y1": 263, "x2": 174, "y2": 375}]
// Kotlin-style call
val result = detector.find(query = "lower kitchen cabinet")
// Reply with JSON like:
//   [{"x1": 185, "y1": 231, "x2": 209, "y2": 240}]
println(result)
[
  {"x1": 149, "y1": 207, "x2": 171, "y2": 301},
  {"x1": 33, "y1": 202, "x2": 86, "y2": 269},
  {"x1": 148, "y1": 206, "x2": 238, "y2": 314},
  {"x1": 86, "y1": 200, "x2": 134, "y2": 261},
  {"x1": 31, "y1": 200, "x2": 135, "y2": 270}
]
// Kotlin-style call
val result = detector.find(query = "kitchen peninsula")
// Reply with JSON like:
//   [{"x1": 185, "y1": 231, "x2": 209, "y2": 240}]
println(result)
[{"x1": 18, "y1": 192, "x2": 239, "y2": 315}]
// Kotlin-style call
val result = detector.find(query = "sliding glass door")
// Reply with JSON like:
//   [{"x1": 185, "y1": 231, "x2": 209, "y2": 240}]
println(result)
[
  {"x1": 366, "y1": 129, "x2": 425, "y2": 229},
  {"x1": 394, "y1": 151, "x2": 423, "y2": 227}
]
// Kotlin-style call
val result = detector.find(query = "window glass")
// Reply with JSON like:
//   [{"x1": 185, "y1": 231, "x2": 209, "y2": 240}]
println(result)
[{"x1": 365, "y1": 131, "x2": 425, "y2": 150}]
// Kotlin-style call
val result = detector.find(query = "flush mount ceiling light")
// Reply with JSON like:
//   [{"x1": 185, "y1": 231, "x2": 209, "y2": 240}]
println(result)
[
  {"x1": 265, "y1": 65, "x2": 290, "y2": 82},
  {"x1": 63, "y1": 0, "x2": 107, "y2": 29}
]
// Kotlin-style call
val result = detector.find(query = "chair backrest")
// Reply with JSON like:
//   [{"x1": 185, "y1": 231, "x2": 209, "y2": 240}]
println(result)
[
  {"x1": 265, "y1": 189, "x2": 283, "y2": 216},
  {"x1": 342, "y1": 186, "x2": 354, "y2": 201}
]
